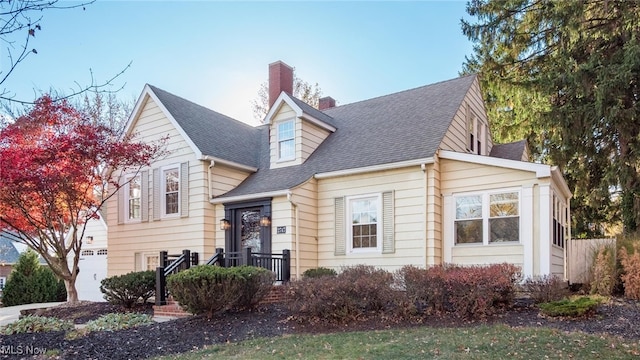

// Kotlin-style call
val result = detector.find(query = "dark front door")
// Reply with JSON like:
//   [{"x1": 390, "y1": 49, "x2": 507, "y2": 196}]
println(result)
[{"x1": 224, "y1": 199, "x2": 272, "y2": 264}]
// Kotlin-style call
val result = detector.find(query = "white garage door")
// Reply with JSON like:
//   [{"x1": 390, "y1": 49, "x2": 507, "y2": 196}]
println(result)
[{"x1": 76, "y1": 249, "x2": 108, "y2": 302}]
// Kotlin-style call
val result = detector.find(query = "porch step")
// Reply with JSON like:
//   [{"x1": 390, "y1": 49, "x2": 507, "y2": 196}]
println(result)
[{"x1": 153, "y1": 300, "x2": 191, "y2": 318}]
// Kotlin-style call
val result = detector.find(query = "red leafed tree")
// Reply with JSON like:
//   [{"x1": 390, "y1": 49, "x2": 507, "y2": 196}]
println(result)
[{"x1": 0, "y1": 95, "x2": 165, "y2": 303}]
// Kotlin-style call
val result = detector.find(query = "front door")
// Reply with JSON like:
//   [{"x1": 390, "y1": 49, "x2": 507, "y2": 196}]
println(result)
[{"x1": 224, "y1": 199, "x2": 272, "y2": 263}]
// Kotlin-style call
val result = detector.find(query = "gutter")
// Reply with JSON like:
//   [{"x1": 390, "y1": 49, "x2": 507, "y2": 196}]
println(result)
[
  {"x1": 209, "y1": 190, "x2": 291, "y2": 205},
  {"x1": 315, "y1": 158, "x2": 434, "y2": 179}
]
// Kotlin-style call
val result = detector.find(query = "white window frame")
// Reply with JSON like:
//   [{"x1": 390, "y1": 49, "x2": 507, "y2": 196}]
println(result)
[
  {"x1": 0, "y1": 276, "x2": 6, "y2": 289},
  {"x1": 142, "y1": 253, "x2": 159, "y2": 272},
  {"x1": 277, "y1": 119, "x2": 295, "y2": 161},
  {"x1": 453, "y1": 188, "x2": 521, "y2": 246},
  {"x1": 124, "y1": 173, "x2": 142, "y2": 223},
  {"x1": 346, "y1": 193, "x2": 383, "y2": 253},
  {"x1": 161, "y1": 164, "x2": 180, "y2": 218}
]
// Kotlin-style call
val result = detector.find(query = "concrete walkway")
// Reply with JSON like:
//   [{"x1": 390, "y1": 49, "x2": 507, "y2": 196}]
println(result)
[{"x1": 0, "y1": 302, "x2": 65, "y2": 326}]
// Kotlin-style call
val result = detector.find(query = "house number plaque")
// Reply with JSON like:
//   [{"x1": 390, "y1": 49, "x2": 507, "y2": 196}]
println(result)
[{"x1": 277, "y1": 226, "x2": 286, "y2": 234}]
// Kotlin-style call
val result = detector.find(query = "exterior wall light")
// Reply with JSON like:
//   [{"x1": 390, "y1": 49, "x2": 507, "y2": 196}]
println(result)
[
  {"x1": 260, "y1": 216, "x2": 271, "y2": 227},
  {"x1": 220, "y1": 219, "x2": 231, "y2": 230}
]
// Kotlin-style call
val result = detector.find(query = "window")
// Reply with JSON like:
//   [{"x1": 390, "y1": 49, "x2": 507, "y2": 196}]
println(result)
[
  {"x1": 348, "y1": 194, "x2": 382, "y2": 252},
  {"x1": 277, "y1": 120, "x2": 295, "y2": 160},
  {"x1": 125, "y1": 174, "x2": 141, "y2": 221},
  {"x1": 553, "y1": 193, "x2": 567, "y2": 248},
  {"x1": 455, "y1": 191, "x2": 520, "y2": 245},
  {"x1": 0, "y1": 277, "x2": 6, "y2": 290},
  {"x1": 489, "y1": 193, "x2": 519, "y2": 242},
  {"x1": 455, "y1": 195, "x2": 483, "y2": 244},
  {"x1": 162, "y1": 166, "x2": 180, "y2": 216},
  {"x1": 81, "y1": 250, "x2": 94, "y2": 256},
  {"x1": 468, "y1": 113, "x2": 475, "y2": 153},
  {"x1": 145, "y1": 254, "x2": 159, "y2": 271},
  {"x1": 97, "y1": 249, "x2": 108, "y2": 255}
]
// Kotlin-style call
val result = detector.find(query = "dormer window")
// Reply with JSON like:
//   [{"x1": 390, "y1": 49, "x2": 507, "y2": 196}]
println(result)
[
  {"x1": 467, "y1": 108, "x2": 486, "y2": 155},
  {"x1": 277, "y1": 120, "x2": 295, "y2": 161}
]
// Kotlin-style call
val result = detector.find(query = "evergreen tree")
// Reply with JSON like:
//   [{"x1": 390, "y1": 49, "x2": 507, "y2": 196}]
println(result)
[
  {"x1": 462, "y1": 0, "x2": 640, "y2": 236},
  {"x1": 1, "y1": 250, "x2": 66, "y2": 306}
]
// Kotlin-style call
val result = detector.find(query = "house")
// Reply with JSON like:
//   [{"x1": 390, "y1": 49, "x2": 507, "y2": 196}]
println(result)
[
  {"x1": 107, "y1": 61, "x2": 572, "y2": 281},
  {"x1": 0, "y1": 231, "x2": 21, "y2": 290},
  {"x1": 66, "y1": 213, "x2": 108, "y2": 302}
]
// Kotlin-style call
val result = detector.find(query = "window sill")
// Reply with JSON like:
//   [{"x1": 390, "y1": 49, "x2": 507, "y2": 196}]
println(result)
[
  {"x1": 455, "y1": 242, "x2": 521, "y2": 247},
  {"x1": 348, "y1": 248, "x2": 382, "y2": 254}
]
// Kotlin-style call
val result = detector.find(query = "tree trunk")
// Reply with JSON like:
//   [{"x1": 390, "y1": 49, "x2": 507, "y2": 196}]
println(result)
[{"x1": 64, "y1": 278, "x2": 79, "y2": 304}]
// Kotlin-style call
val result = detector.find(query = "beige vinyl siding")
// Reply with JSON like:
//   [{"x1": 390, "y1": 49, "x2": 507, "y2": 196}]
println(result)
[
  {"x1": 270, "y1": 103, "x2": 299, "y2": 168},
  {"x1": 211, "y1": 165, "x2": 252, "y2": 197},
  {"x1": 451, "y1": 244, "x2": 524, "y2": 267},
  {"x1": 107, "y1": 97, "x2": 215, "y2": 275},
  {"x1": 439, "y1": 77, "x2": 493, "y2": 154},
  {"x1": 317, "y1": 166, "x2": 426, "y2": 272},
  {"x1": 300, "y1": 121, "x2": 330, "y2": 163},
  {"x1": 441, "y1": 157, "x2": 541, "y2": 274},
  {"x1": 551, "y1": 245, "x2": 564, "y2": 278},
  {"x1": 291, "y1": 179, "x2": 319, "y2": 278},
  {"x1": 440, "y1": 159, "x2": 539, "y2": 193}
]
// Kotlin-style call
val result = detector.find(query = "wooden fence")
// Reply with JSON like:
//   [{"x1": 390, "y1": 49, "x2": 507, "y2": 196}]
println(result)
[{"x1": 567, "y1": 238, "x2": 616, "y2": 284}]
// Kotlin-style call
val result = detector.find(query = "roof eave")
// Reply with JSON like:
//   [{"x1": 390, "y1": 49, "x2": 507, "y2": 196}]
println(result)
[
  {"x1": 264, "y1": 92, "x2": 336, "y2": 132},
  {"x1": 315, "y1": 158, "x2": 434, "y2": 179},
  {"x1": 200, "y1": 155, "x2": 258, "y2": 173}
]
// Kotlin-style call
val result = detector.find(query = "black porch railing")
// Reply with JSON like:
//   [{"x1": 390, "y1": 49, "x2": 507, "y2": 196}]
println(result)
[
  {"x1": 155, "y1": 250, "x2": 199, "y2": 306},
  {"x1": 155, "y1": 248, "x2": 290, "y2": 305}
]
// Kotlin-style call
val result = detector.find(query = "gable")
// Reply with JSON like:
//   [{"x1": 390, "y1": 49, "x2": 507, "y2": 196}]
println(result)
[
  {"x1": 439, "y1": 76, "x2": 492, "y2": 155},
  {"x1": 132, "y1": 95, "x2": 196, "y2": 159}
]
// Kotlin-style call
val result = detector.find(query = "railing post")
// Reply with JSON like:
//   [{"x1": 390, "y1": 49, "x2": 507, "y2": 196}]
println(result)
[
  {"x1": 215, "y1": 248, "x2": 224, "y2": 267},
  {"x1": 182, "y1": 249, "x2": 191, "y2": 270},
  {"x1": 244, "y1": 247, "x2": 252, "y2": 266},
  {"x1": 191, "y1": 251, "x2": 199, "y2": 266},
  {"x1": 159, "y1": 251, "x2": 168, "y2": 268},
  {"x1": 282, "y1": 249, "x2": 291, "y2": 282},
  {"x1": 155, "y1": 266, "x2": 166, "y2": 305}
]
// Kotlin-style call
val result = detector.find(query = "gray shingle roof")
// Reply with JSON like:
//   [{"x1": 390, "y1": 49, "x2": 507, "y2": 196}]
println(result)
[
  {"x1": 288, "y1": 96, "x2": 336, "y2": 128},
  {"x1": 0, "y1": 232, "x2": 21, "y2": 264},
  {"x1": 218, "y1": 75, "x2": 477, "y2": 198},
  {"x1": 149, "y1": 85, "x2": 261, "y2": 168},
  {"x1": 490, "y1": 140, "x2": 528, "y2": 161}
]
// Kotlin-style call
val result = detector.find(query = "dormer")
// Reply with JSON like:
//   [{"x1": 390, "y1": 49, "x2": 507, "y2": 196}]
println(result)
[{"x1": 264, "y1": 61, "x2": 336, "y2": 169}]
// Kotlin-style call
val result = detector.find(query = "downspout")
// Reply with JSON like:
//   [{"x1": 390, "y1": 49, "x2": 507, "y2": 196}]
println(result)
[
  {"x1": 287, "y1": 191, "x2": 300, "y2": 280},
  {"x1": 204, "y1": 157, "x2": 215, "y2": 200},
  {"x1": 421, "y1": 163, "x2": 428, "y2": 267}
]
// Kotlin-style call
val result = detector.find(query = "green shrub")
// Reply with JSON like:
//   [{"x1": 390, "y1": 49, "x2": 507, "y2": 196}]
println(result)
[
  {"x1": 538, "y1": 296, "x2": 601, "y2": 318},
  {"x1": 288, "y1": 265, "x2": 395, "y2": 323},
  {"x1": 0, "y1": 315, "x2": 73, "y2": 335},
  {"x1": 233, "y1": 266, "x2": 276, "y2": 309},
  {"x1": 100, "y1": 270, "x2": 155, "y2": 308},
  {"x1": 302, "y1": 267, "x2": 337, "y2": 279},
  {"x1": 84, "y1": 313, "x2": 153, "y2": 332},
  {"x1": 2, "y1": 250, "x2": 67, "y2": 306},
  {"x1": 167, "y1": 265, "x2": 275, "y2": 318},
  {"x1": 522, "y1": 275, "x2": 570, "y2": 304}
]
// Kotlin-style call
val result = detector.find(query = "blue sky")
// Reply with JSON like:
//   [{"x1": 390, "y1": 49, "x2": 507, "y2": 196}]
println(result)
[{"x1": 2, "y1": 1, "x2": 474, "y2": 125}]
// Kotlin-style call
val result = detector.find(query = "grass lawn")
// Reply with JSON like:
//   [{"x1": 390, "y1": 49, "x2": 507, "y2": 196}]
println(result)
[{"x1": 155, "y1": 324, "x2": 640, "y2": 359}]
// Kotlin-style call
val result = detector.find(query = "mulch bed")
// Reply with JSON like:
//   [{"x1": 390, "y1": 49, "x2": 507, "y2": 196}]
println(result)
[{"x1": 1, "y1": 298, "x2": 639, "y2": 360}]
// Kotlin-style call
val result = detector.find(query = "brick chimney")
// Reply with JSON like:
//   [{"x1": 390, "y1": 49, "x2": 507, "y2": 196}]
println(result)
[
  {"x1": 318, "y1": 96, "x2": 336, "y2": 110},
  {"x1": 268, "y1": 61, "x2": 294, "y2": 108}
]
